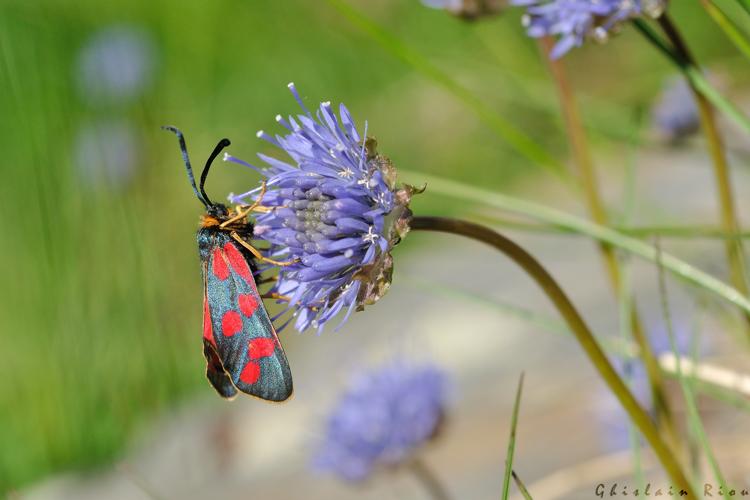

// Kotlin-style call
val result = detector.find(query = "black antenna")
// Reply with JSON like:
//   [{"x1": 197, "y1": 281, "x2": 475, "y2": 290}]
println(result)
[
  {"x1": 162, "y1": 125, "x2": 207, "y2": 208},
  {"x1": 199, "y1": 138, "x2": 231, "y2": 207}
]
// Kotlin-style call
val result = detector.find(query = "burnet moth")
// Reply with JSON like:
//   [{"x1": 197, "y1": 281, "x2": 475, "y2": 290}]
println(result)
[{"x1": 163, "y1": 126, "x2": 293, "y2": 402}]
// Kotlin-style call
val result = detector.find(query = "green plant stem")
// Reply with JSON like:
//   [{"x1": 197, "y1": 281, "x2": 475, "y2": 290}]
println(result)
[
  {"x1": 737, "y1": 0, "x2": 750, "y2": 16},
  {"x1": 408, "y1": 458, "x2": 452, "y2": 500},
  {"x1": 410, "y1": 216, "x2": 694, "y2": 496},
  {"x1": 400, "y1": 170, "x2": 750, "y2": 315},
  {"x1": 657, "y1": 14, "x2": 750, "y2": 332},
  {"x1": 701, "y1": 0, "x2": 750, "y2": 61},
  {"x1": 538, "y1": 36, "x2": 678, "y2": 451},
  {"x1": 633, "y1": 19, "x2": 750, "y2": 135}
]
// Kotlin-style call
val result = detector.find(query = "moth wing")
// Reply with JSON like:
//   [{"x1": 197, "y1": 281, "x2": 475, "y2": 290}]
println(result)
[
  {"x1": 204, "y1": 240, "x2": 293, "y2": 402},
  {"x1": 203, "y1": 339, "x2": 239, "y2": 399}
]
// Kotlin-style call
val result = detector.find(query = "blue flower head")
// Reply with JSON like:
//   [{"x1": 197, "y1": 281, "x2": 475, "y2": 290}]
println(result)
[
  {"x1": 225, "y1": 84, "x2": 420, "y2": 333},
  {"x1": 651, "y1": 76, "x2": 700, "y2": 142},
  {"x1": 511, "y1": 0, "x2": 668, "y2": 58},
  {"x1": 312, "y1": 361, "x2": 449, "y2": 482}
]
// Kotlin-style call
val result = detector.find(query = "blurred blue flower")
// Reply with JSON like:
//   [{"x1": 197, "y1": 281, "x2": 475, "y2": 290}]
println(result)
[
  {"x1": 651, "y1": 76, "x2": 700, "y2": 142},
  {"x1": 73, "y1": 119, "x2": 138, "y2": 189},
  {"x1": 75, "y1": 24, "x2": 155, "y2": 104},
  {"x1": 226, "y1": 84, "x2": 418, "y2": 333},
  {"x1": 312, "y1": 361, "x2": 449, "y2": 482},
  {"x1": 595, "y1": 320, "x2": 710, "y2": 452},
  {"x1": 422, "y1": 0, "x2": 464, "y2": 9},
  {"x1": 511, "y1": 0, "x2": 667, "y2": 58}
]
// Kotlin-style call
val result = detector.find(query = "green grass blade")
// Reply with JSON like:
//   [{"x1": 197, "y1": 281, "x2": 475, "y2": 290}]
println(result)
[
  {"x1": 502, "y1": 373, "x2": 525, "y2": 500},
  {"x1": 406, "y1": 274, "x2": 750, "y2": 415},
  {"x1": 401, "y1": 170, "x2": 750, "y2": 315},
  {"x1": 324, "y1": 0, "x2": 570, "y2": 181},
  {"x1": 702, "y1": 0, "x2": 750, "y2": 61},
  {"x1": 403, "y1": 275, "x2": 571, "y2": 336},
  {"x1": 656, "y1": 243, "x2": 727, "y2": 498},
  {"x1": 633, "y1": 19, "x2": 750, "y2": 136},
  {"x1": 471, "y1": 214, "x2": 750, "y2": 240},
  {"x1": 616, "y1": 258, "x2": 646, "y2": 490},
  {"x1": 511, "y1": 470, "x2": 534, "y2": 500}
]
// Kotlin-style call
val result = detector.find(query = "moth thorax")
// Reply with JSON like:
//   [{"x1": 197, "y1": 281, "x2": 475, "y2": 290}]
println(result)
[{"x1": 201, "y1": 214, "x2": 222, "y2": 228}]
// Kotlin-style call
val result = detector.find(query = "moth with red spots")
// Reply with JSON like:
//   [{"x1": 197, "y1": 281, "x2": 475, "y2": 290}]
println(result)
[{"x1": 163, "y1": 126, "x2": 293, "y2": 402}]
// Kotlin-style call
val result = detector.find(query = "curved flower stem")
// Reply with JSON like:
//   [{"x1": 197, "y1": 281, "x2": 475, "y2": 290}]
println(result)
[
  {"x1": 656, "y1": 14, "x2": 750, "y2": 332},
  {"x1": 538, "y1": 36, "x2": 679, "y2": 452},
  {"x1": 410, "y1": 216, "x2": 695, "y2": 497},
  {"x1": 408, "y1": 458, "x2": 452, "y2": 500}
]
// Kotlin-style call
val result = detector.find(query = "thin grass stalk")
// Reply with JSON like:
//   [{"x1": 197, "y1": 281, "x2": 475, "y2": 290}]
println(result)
[
  {"x1": 511, "y1": 470, "x2": 534, "y2": 500},
  {"x1": 471, "y1": 215, "x2": 750, "y2": 240},
  {"x1": 410, "y1": 217, "x2": 694, "y2": 496},
  {"x1": 633, "y1": 19, "x2": 750, "y2": 135},
  {"x1": 324, "y1": 0, "x2": 570, "y2": 181},
  {"x1": 701, "y1": 0, "x2": 750, "y2": 61},
  {"x1": 399, "y1": 170, "x2": 750, "y2": 315},
  {"x1": 656, "y1": 242, "x2": 729, "y2": 498},
  {"x1": 656, "y1": 14, "x2": 750, "y2": 334},
  {"x1": 406, "y1": 275, "x2": 750, "y2": 409},
  {"x1": 538, "y1": 36, "x2": 678, "y2": 450},
  {"x1": 616, "y1": 258, "x2": 646, "y2": 490},
  {"x1": 502, "y1": 373, "x2": 525, "y2": 500}
]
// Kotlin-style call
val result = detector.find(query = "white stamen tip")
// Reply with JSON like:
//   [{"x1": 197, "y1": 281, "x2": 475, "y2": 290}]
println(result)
[
  {"x1": 322, "y1": 101, "x2": 331, "y2": 107},
  {"x1": 256, "y1": 130, "x2": 264, "y2": 138},
  {"x1": 287, "y1": 82, "x2": 295, "y2": 89},
  {"x1": 222, "y1": 152, "x2": 230, "y2": 161},
  {"x1": 275, "y1": 114, "x2": 283, "y2": 122}
]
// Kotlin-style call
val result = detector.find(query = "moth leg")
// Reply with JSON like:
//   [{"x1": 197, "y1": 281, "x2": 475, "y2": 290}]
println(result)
[
  {"x1": 263, "y1": 293, "x2": 320, "y2": 312},
  {"x1": 262, "y1": 292, "x2": 292, "y2": 301},
  {"x1": 255, "y1": 275, "x2": 278, "y2": 285},
  {"x1": 230, "y1": 231, "x2": 298, "y2": 267},
  {"x1": 220, "y1": 182, "x2": 271, "y2": 228}
]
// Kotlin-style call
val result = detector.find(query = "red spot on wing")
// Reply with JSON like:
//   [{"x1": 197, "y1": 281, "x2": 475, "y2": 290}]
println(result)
[
  {"x1": 221, "y1": 310, "x2": 242, "y2": 337},
  {"x1": 212, "y1": 247, "x2": 230, "y2": 280},
  {"x1": 238, "y1": 293, "x2": 259, "y2": 317},
  {"x1": 224, "y1": 242, "x2": 255, "y2": 284},
  {"x1": 203, "y1": 295, "x2": 215, "y2": 345},
  {"x1": 239, "y1": 361, "x2": 261, "y2": 385},
  {"x1": 248, "y1": 337, "x2": 276, "y2": 360}
]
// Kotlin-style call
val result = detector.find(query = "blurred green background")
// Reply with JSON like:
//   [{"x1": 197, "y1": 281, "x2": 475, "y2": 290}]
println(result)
[{"x1": 0, "y1": 0, "x2": 745, "y2": 493}]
